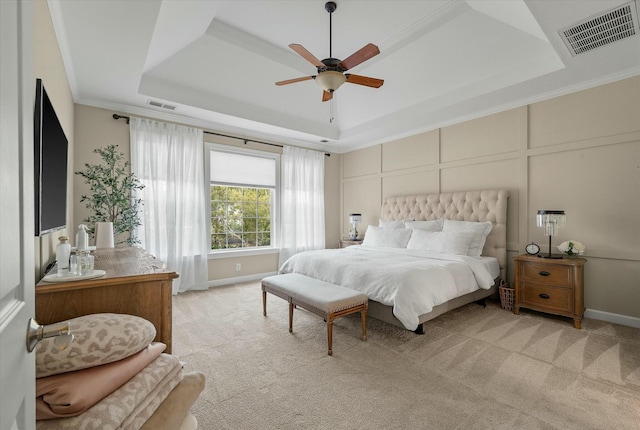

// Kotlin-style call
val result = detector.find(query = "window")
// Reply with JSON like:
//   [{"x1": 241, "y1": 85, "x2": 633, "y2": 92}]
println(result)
[{"x1": 205, "y1": 144, "x2": 279, "y2": 252}]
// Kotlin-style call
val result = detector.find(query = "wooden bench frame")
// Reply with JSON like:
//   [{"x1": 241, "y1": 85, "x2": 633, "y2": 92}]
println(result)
[{"x1": 262, "y1": 277, "x2": 368, "y2": 356}]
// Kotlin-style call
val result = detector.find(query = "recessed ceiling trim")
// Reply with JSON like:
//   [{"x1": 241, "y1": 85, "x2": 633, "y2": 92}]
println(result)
[
  {"x1": 559, "y1": 1, "x2": 639, "y2": 56},
  {"x1": 205, "y1": 19, "x2": 310, "y2": 74},
  {"x1": 139, "y1": 74, "x2": 339, "y2": 141}
]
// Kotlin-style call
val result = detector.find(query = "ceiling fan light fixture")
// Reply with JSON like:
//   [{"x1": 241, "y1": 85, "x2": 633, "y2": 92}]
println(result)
[
  {"x1": 315, "y1": 71, "x2": 346, "y2": 92},
  {"x1": 276, "y1": 1, "x2": 382, "y2": 101}
]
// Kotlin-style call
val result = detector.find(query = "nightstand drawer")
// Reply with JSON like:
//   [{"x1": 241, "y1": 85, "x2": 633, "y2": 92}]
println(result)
[
  {"x1": 520, "y1": 282, "x2": 573, "y2": 313},
  {"x1": 520, "y1": 262, "x2": 572, "y2": 286}
]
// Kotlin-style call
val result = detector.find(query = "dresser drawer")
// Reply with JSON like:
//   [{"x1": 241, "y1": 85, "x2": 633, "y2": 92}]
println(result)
[
  {"x1": 520, "y1": 282, "x2": 573, "y2": 313},
  {"x1": 520, "y1": 262, "x2": 572, "y2": 286}
]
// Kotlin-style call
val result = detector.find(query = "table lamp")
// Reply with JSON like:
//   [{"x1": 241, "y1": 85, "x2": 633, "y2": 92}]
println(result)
[
  {"x1": 348, "y1": 213, "x2": 362, "y2": 240},
  {"x1": 536, "y1": 210, "x2": 566, "y2": 259}
]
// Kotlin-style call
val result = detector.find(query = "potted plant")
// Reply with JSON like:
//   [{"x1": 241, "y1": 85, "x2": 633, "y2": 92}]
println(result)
[{"x1": 75, "y1": 145, "x2": 144, "y2": 245}]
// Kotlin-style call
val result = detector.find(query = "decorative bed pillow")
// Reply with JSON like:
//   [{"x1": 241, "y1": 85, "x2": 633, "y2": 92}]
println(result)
[
  {"x1": 35, "y1": 313, "x2": 157, "y2": 378},
  {"x1": 404, "y1": 218, "x2": 444, "y2": 232},
  {"x1": 406, "y1": 229, "x2": 475, "y2": 255},
  {"x1": 378, "y1": 219, "x2": 406, "y2": 229},
  {"x1": 362, "y1": 226, "x2": 412, "y2": 248},
  {"x1": 442, "y1": 219, "x2": 493, "y2": 257}
]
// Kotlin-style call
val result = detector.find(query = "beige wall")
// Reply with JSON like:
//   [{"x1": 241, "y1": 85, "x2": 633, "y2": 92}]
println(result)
[
  {"x1": 73, "y1": 104, "x2": 341, "y2": 284},
  {"x1": 33, "y1": 0, "x2": 74, "y2": 279},
  {"x1": 341, "y1": 76, "x2": 640, "y2": 322}
]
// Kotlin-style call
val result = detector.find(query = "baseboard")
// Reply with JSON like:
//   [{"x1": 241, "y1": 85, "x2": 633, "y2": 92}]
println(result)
[
  {"x1": 585, "y1": 308, "x2": 640, "y2": 329},
  {"x1": 207, "y1": 271, "x2": 278, "y2": 288},
  {"x1": 203, "y1": 278, "x2": 640, "y2": 330}
]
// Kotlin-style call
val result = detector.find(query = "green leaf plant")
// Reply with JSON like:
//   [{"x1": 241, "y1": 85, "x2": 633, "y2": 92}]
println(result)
[{"x1": 75, "y1": 145, "x2": 145, "y2": 245}]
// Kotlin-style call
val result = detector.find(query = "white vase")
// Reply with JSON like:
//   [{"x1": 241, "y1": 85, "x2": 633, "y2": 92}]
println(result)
[{"x1": 95, "y1": 222, "x2": 115, "y2": 248}]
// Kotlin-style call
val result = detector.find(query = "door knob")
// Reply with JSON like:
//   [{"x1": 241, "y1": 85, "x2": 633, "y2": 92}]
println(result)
[{"x1": 26, "y1": 318, "x2": 74, "y2": 353}]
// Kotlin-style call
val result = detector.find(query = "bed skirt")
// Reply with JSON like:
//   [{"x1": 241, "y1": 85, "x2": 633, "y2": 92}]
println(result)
[{"x1": 367, "y1": 282, "x2": 499, "y2": 332}]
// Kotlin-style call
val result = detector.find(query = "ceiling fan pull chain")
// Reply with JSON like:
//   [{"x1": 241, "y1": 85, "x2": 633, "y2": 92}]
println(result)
[{"x1": 330, "y1": 98, "x2": 334, "y2": 123}]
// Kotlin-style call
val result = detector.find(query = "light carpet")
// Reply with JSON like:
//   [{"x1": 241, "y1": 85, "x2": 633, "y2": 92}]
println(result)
[{"x1": 173, "y1": 281, "x2": 640, "y2": 429}]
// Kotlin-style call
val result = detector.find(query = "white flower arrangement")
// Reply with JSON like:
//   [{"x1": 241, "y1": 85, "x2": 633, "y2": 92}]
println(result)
[{"x1": 557, "y1": 240, "x2": 586, "y2": 256}]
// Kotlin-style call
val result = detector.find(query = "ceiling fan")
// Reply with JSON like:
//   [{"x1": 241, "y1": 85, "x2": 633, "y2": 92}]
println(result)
[{"x1": 275, "y1": 1, "x2": 384, "y2": 102}]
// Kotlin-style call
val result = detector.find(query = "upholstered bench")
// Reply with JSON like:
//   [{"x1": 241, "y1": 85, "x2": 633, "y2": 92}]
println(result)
[{"x1": 261, "y1": 273, "x2": 368, "y2": 356}]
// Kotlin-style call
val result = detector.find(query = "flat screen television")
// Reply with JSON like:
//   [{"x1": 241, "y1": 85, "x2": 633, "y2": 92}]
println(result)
[{"x1": 34, "y1": 78, "x2": 68, "y2": 236}]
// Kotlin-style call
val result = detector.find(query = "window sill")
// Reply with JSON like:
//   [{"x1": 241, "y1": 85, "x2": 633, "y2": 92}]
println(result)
[{"x1": 207, "y1": 247, "x2": 280, "y2": 259}]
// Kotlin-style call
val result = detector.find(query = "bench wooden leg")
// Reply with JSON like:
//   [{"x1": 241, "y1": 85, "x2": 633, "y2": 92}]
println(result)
[
  {"x1": 361, "y1": 310, "x2": 367, "y2": 341},
  {"x1": 262, "y1": 289, "x2": 267, "y2": 316},
  {"x1": 288, "y1": 301, "x2": 294, "y2": 333},
  {"x1": 327, "y1": 314, "x2": 334, "y2": 356}
]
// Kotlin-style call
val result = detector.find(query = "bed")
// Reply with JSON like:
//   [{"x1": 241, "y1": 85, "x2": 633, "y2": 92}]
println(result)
[{"x1": 279, "y1": 189, "x2": 509, "y2": 333}]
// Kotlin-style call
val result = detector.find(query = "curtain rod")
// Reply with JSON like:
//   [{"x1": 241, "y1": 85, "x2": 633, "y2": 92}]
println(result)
[{"x1": 112, "y1": 114, "x2": 330, "y2": 157}]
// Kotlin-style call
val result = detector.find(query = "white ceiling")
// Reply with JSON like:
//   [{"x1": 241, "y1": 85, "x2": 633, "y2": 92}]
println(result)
[{"x1": 49, "y1": 0, "x2": 640, "y2": 153}]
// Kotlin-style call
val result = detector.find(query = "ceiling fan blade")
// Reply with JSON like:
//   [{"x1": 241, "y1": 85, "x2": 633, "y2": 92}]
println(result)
[
  {"x1": 275, "y1": 76, "x2": 315, "y2": 86},
  {"x1": 339, "y1": 43, "x2": 380, "y2": 70},
  {"x1": 322, "y1": 91, "x2": 333, "y2": 102},
  {"x1": 345, "y1": 74, "x2": 384, "y2": 88},
  {"x1": 289, "y1": 44, "x2": 324, "y2": 67}
]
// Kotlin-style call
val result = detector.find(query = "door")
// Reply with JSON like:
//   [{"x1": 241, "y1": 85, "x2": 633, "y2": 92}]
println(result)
[{"x1": 0, "y1": 1, "x2": 36, "y2": 429}]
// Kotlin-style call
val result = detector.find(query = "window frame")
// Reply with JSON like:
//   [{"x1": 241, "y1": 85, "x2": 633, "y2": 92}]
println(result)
[{"x1": 204, "y1": 143, "x2": 280, "y2": 258}]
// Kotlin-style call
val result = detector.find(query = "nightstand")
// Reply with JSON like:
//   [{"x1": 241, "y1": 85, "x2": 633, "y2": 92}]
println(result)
[
  {"x1": 513, "y1": 254, "x2": 586, "y2": 329},
  {"x1": 339, "y1": 239, "x2": 363, "y2": 248}
]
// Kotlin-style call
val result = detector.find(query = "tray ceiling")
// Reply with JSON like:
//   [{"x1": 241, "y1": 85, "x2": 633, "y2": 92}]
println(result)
[{"x1": 50, "y1": 0, "x2": 640, "y2": 153}]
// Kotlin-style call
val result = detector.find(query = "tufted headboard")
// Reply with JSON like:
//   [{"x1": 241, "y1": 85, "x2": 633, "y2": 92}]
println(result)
[{"x1": 380, "y1": 189, "x2": 509, "y2": 279}]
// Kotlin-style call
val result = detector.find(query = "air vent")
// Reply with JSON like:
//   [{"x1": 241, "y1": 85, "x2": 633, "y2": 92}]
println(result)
[
  {"x1": 559, "y1": 1, "x2": 639, "y2": 56},
  {"x1": 147, "y1": 100, "x2": 178, "y2": 110}
]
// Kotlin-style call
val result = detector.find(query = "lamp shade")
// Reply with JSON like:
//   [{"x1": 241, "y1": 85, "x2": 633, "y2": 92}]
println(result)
[
  {"x1": 315, "y1": 71, "x2": 347, "y2": 92},
  {"x1": 536, "y1": 210, "x2": 566, "y2": 236},
  {"x1": 349, "y1": 213, "x2": 362, "y2": 223}
]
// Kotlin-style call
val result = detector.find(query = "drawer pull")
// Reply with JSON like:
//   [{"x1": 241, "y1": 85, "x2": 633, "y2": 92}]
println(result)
[
  {"x1": 539, "y1": 293, "x2": 550, "y2": 299},
  {"x1": 539, "y1": 271, "x2": 550, "y2": 276}
]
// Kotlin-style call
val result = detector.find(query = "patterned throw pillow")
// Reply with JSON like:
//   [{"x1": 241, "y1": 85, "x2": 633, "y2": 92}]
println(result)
[{"x1": 35, "y1": 313, "x2": 156, "y2": 378}]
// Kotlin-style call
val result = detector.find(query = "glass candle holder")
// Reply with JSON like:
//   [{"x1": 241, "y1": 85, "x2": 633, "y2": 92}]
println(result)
[
  {"x1": 76, "y1": 251, "x2": 94, "y2": 275},
  {"x1": 69, "y1": 254, "x2": 78, "y2": 275}
]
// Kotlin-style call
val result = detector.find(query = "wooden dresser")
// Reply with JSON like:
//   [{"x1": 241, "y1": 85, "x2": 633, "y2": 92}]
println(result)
[
  {"x1": 513, "y1": 254, "x2": 586, "y2": 329},
  {"x1": 36, "y1": 247, "x2": 178, "y2": 353}
]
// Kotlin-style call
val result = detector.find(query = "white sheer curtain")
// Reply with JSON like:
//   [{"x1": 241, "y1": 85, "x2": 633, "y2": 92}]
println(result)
[
  {"x1": 278, "y1": 146, "x2": 325, "y2": 268},
  {"x1": 130, "y1": 118, "x2": 209, "y2": 294}
]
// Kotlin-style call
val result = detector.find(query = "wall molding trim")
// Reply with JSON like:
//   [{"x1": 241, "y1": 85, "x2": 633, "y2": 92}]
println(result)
[{"x1": 585, "y1": 308, "x2": 640, "y2": 329}]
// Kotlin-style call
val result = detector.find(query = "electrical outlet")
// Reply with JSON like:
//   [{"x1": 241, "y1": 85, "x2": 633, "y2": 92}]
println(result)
[{"x1": 235, "y1": 263, "x2": 241, "y2": 271}]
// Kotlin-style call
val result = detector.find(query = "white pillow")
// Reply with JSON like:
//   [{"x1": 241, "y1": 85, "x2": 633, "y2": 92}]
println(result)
[
  {"x1": 362, "y1": 226, "x2": 412, "y2": 248},
  {"x1": 404, "y1": 218, "x2": 444, "y2": 232},
  {"x1": 442, "y1": 219, "x2": 493, "y2": 257},
  {"x1": 378, "y1": 219, "x2": 406, "y2": 230},
  {"x1": 406, "y1": 229, "x2": 475, "y2": 255}
]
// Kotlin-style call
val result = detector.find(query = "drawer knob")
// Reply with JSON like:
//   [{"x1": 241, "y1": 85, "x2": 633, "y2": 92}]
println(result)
[
  {"x1": 539, "y1": 271, "x2": 550, "y2": 276},
  {"x1": 539, "y1": 293, "x2": 550, "y2": 299}
]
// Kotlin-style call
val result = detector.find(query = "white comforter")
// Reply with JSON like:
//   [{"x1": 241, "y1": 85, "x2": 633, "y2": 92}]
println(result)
[{"x1": 279, "y1": 246, "x2": 495, "y2": 330}]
